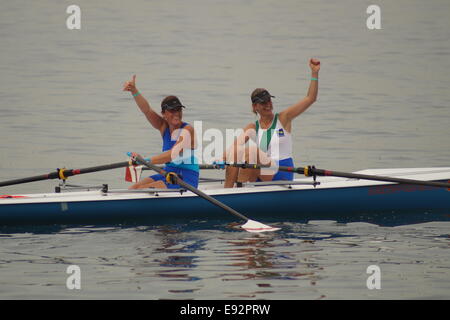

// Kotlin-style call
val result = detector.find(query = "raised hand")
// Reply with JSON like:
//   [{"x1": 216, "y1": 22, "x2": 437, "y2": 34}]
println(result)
[
  {"x1": 309, "y1": 58, "x2": 321, "y2": 73},
  {"x1": 123, "y1": 75, "x2": 137, "y2": 93}
]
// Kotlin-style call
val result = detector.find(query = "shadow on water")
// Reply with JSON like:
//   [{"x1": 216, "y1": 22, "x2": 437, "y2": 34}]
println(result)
[
  {"x1": 0, "y1": 218, "x2": 356, "y2": 237},
  {"x1": 127, "y1": 220, "x2": 357, "y2": 298}
]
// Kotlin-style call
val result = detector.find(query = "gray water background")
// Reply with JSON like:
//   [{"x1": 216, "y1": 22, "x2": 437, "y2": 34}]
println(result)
[{"x1": 0, "y1": 0, "x2": 449, "y2": 299}]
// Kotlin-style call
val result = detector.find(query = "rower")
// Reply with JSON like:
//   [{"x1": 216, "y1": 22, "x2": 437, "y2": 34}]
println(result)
[
  {"x1": 221, "y1": 59, "x2": 320, "y2": 188},
  {"x1": 123, "y1": 75, "x2": 199, "y2": 189}
]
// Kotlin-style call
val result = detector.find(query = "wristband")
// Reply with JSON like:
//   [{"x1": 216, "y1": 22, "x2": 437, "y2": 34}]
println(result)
[
  {"x1": 132, "y1": 91, "x2": 140, "y2": 97},
  {"x1": 212, "y1": 160, "x2": 226, "y2": 169},
  {"x1": 311, "y1": 77, "x2": 318, "y2": 81},
  {"x1": 126, "y1": 152, "x2": 150, "y2": 162}
]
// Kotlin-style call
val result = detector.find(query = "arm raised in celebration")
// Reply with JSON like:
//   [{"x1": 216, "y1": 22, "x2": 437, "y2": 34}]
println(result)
[
  {"x1": 279, "y1": 59, "x2": 320, "y2": 131},
  {"x1": 123, "y1": 75, "x2": 165, "y2": 132}
]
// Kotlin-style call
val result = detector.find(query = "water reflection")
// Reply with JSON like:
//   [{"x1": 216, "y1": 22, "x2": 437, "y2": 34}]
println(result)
[
  {"x1": 152, "y1": 225, "x2": 204, "y2": 282},
  {"x1": 1, "y1": 221, "x2": 449, "y2": 299},
  {"x1": 134, "y1": 221, "x2": 450, "y2": 298},
  {"x1": 219, "y1": 234, "x2": 321, "y2": 287},
  {"x1": 148, "y1": 224, "x2": 326, "y2": 298}
]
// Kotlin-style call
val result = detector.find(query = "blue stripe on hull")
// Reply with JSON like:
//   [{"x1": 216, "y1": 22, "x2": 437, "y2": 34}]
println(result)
[
  {"x1": 0, "y1": 184, "x2": 449, "y2": 227},
  {"x1": 220, "y1": 184, "x2": 450, "y2": 226}
]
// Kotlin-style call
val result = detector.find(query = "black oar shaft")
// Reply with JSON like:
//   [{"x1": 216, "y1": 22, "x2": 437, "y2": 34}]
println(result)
[
  {"x1": 0, "y1": 173, "x2": 59, "y2": 187},
  {"x1": 134, "y1": 155, "x2": 249, "y2": 221},
  {"x1": 0, "y1": 161, "x2": 132, "y2": 188},
  {"x1": 277, "y1": 165, "x2": 450, "y2": 188},
  {"x1": 65, "y1": 161, "x2": 132, "y2": 176},
  {"x1": 307, "y1": 167, "x2": 450, "y2": 188}
]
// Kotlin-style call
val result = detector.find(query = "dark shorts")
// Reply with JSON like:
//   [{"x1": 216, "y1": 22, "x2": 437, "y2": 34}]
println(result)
[{"x1": 150, "y1": 166, "x2": 199, "y2": 189}]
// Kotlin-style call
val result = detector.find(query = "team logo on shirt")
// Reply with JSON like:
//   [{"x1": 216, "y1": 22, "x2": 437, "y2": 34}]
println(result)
[{"x1": 277, "y1": 128, "x2": 285, "y2": 137}]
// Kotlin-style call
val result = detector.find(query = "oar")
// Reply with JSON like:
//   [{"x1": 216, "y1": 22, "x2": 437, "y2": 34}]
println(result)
[
  {"x1": 216, "y1": 163, "x2": 450, "y2": 188},
  {"x1": 287, "y1": 166, "x2": 450, "y2": 188},
  {"x1": 132, "y1": 154, "x2": 279, "y2": 233},
  {"x1": 0, "y1": 161, "x2": 133, "y2": 188}
]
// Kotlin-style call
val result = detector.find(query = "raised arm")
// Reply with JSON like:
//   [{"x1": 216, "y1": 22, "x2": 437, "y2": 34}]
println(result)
[
  {"x1": 123, "y1": 75, "x2": 165, "y2": 132},
  {"x1": 279, "y1": 59, "x2": 320, "y2": 131}
]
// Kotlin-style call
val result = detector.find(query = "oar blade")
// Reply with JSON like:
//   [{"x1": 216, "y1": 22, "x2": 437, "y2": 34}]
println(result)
[{"x1": 241, "y1": 219, "x2": 280, "y2": 233}]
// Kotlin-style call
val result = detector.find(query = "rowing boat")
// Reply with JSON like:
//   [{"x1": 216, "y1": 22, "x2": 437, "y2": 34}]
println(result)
[{"x1": 1, "y1": 167, "x2": 449, "y2": 227}]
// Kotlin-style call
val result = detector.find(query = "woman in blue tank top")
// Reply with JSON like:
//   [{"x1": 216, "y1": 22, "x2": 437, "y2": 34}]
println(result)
[{"x1": 123, "y1": 75, "x2": 199, "y2": 189}]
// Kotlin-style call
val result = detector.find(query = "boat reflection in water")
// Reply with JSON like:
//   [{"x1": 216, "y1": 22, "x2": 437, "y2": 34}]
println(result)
[{"x1": 144, "y1": 223, "x2": 331, "y2": 299}]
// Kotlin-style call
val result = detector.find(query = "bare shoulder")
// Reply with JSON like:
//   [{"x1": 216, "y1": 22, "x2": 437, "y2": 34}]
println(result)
[
  {"x1": 243, "y1": 122, "x2": 257, "y2": 140},
  {"x1": 177, "y1": 124, "x2": 196, "y2": 143},
  {"x1": 277, "y1": 109, "x2": 289, "y2": 123},
  {"x1": 180, "y1": 124, "x2": 196, "y2": 148},
  {"x1": 277, "y1": 110, "x2": 292, "y2": 133},
  {"x1": 183, "y1": 124, "x2": 195, "y2": 135},
  {"x1": 244, "y1": 122, "x2": 256, "y2": 131}
]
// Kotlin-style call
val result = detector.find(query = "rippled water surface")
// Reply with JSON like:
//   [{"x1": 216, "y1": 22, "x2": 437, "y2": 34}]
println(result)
[{"x1": 1, "y1": 221, "x2": 449, "y2": 299}]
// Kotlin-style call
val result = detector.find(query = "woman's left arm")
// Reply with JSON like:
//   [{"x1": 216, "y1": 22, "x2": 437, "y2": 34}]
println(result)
[
  {"x1": 149, "y1": 125, "x2": 195, "y2": 165},
  {"x1": 279, "y1": 59, "x2": 320, "y2": 128}
]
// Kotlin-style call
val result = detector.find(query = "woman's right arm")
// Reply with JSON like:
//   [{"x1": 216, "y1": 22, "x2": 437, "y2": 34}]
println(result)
[
  {"x1": 123, "y1": 75, "x2": 165, "y2": 131},
  {"x1": 222, "y1": 122, "x2": 256, "y2": 162}
]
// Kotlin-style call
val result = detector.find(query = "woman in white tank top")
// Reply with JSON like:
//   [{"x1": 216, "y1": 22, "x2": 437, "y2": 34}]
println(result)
[{"x1": 223, "y1": 58, "x2": 321, "y2": 188}]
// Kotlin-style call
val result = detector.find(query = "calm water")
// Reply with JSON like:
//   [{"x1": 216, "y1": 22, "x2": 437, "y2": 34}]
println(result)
[
  {"x1": 0, "y1": 0, "x2": 449, "y2": 299},
  {"x1": 0, "y1": 221, "x2": 449, "y2": 300}
]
